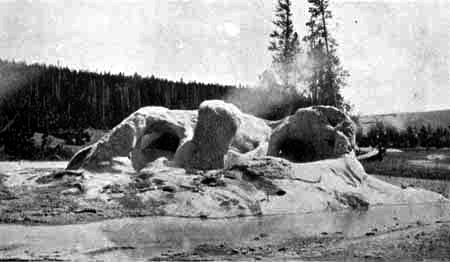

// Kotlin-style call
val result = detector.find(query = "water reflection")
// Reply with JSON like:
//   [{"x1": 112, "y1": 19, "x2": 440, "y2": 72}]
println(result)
[
  {"x1": 100, "y1": 202, "x2": 450, "y2": 257},
  {"x1": 1, "y1": 201, "x2": 449, "y2": 260}
]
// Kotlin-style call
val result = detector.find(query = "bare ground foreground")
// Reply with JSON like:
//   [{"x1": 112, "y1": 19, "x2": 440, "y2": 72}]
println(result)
[{"x1": 0, "y1": 161, "x2": 449, "y2": 261}]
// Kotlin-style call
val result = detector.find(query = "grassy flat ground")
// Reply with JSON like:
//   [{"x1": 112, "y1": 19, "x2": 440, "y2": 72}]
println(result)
[{"x1": 362, "y1": 148, "x2": 450, "y2": 197}]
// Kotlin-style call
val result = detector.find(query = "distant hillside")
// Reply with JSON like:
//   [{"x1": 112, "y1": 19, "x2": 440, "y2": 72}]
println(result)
[{"x1": 359, "y1": 109, "x2": 450, "y2": 133}]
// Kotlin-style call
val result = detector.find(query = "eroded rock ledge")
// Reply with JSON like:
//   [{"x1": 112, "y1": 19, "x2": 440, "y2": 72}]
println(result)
[
  {"x1": 67, "y1": 101, "x2": 356, "y2": 171},
  {"x1": 61, "y1": 100, "x2": 447, "y2": 218}
]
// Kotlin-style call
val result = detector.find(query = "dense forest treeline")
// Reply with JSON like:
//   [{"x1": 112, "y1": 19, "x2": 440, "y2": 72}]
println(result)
[
  {"x1": 0, "y1": 59, "x2": 236, "y2": 132},
  {"x1": 357, "y1": 121, "x2": 450, "y2": 149},
  {"x1": 0, "y1": 59, "x2": 313, "y2": 133}
]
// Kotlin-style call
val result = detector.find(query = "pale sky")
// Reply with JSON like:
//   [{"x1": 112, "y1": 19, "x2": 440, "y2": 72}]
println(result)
[{"x1": 0, "y1": 0, "x2": 449, "y2": 115}]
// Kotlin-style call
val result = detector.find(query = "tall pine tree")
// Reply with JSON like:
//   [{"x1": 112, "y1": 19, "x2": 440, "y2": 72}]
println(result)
[
  {"x1": 268, "y1": 0, "x2": 301, "y2": 88},
  {"x1": 303, "y1": 0, "x2": 349, "y2": 110}
]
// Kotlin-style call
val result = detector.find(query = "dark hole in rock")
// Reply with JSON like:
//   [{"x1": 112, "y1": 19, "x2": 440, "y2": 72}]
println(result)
[
  {"x1": 136, "y1": 131, "x2": 181, "y2": 166},
  {"x1": 276, "y1": 189, "x2": 286, "y2": 196},
  {"x1": 276, "y1": 138, "x2": 317, "y2": 163},
  {"x1": 161, "y1": 185, "x2": 177, "y2": 193},
  {"x1": 201, "y1": 176, "x2": 226, "y2": 187},
  {"x1": 146, "y1": 132, "x2": 180, "y2": 153}
]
